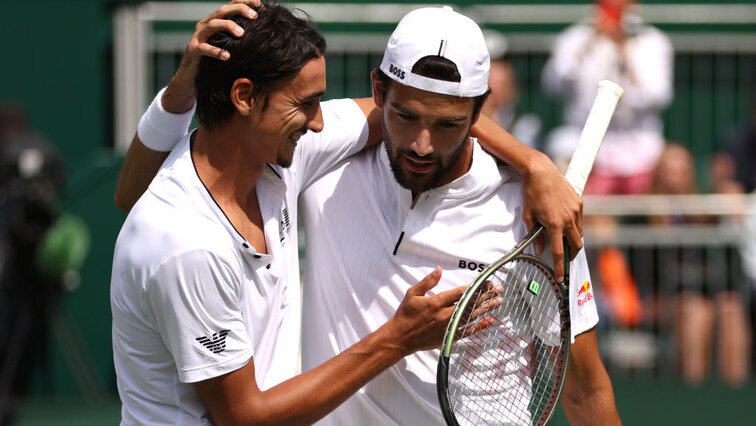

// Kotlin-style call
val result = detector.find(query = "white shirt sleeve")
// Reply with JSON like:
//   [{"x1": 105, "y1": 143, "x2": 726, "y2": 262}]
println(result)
[
  {"x1": 291, "y1": 98, "x2": 370, "y2": 190},
  {"x1": 144, "y1": 249, "x2": 254, "y2": 383}
]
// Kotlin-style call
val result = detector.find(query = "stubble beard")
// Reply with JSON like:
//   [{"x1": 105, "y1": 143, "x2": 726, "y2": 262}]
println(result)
[
  {"x1": 383, "y1": 126, "x2": 470, "y2": 194},
  {"x1": 276, "y1": 151, "x2": 293, "y2": 168},
  {"x1": 275, "y1": 138, "x2": 296, "y2": 168}
]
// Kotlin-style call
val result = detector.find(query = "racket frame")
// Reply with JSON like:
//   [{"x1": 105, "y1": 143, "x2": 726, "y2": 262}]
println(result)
[
  {"x1": 437, "y1": 226, "x2": 572, "y2": 426},
  {"x1": 437, "y1": 80, "x2": 622, "y2": 425}
]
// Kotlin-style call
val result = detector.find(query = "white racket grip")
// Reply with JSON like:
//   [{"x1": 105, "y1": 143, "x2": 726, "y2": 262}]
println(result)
[{"x1": 564, "y1": 80, "x2": 624, "y2": 196}]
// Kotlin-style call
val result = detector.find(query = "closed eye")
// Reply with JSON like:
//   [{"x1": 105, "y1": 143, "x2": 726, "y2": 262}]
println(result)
[
  {"x1": 299, "y1": 91, "x2": 324, "y2": 109},
  {"x1": 437, "y1": 121, "x2": 463, "y2": 130},
  {"x1": 397, "y1": 112, "x2": 417, "y2": 121}
]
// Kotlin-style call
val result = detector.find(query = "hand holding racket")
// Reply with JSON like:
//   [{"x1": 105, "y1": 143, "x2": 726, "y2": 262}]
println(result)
[{"x1": 437, "y1": 80, "x2": 623, "y2": 426}]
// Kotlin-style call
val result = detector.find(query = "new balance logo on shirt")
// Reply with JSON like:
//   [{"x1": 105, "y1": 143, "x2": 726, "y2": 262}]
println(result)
[{"x1": 196, "y1": 330, "x2": 230, "y2": 354}]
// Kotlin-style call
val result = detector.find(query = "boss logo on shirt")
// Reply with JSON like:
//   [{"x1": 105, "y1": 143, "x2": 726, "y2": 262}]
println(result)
[
  {"x1": 196, "y1": 330, "x2": 230, "y2": 354},
  {"x1": 458, "y1": 259, "x2": 488, "y2": 272},
  {"x1": 388, "y1": 64, "x2": 406, "y2": 80}
]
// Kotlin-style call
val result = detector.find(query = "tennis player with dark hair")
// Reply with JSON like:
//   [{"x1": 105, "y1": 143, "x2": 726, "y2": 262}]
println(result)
[
  {"x1": 111, "y1": 4, "x2": 471, "y2": 425},
  {"x1": 113, "y1": 2, "x2": 615, "y2": 425}
]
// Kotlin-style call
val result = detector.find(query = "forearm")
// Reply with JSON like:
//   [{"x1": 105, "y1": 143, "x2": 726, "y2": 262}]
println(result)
[
  {"x1": 353, "y1": 97, "x2": 386, "y2": 148},
  {"x1": 162, "y1": 65, "x2": 198, "y2": 114},
  {"x1": 114, "y1": 82, "x2": 196, "y2": 213},
  {"x1": 200, "y1": 268, "x2": 455, "y2": 425},
  {"x1": 252, "y1": 269, "x2": 457, "y2": 424},
  {"x1": 114, "y1": 136, "x2": 170, "y2": 213},
  {"x1": 561, "y1": 330, "x2": 621, "y2": 425},
  {"x1": 561, "y1": 375, "x2": 620, "y2": 426},
  {"x1": 251, "y1": 325, "x2": 405, "y2": 425}
]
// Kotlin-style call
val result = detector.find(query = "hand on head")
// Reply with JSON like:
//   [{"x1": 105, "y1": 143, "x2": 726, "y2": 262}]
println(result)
[{"x1": 162, "y1": 1, "x2": 261, "y2": 113}]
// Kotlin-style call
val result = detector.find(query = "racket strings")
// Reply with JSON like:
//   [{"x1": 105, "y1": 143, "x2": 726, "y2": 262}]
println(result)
[{"x1": 447, "y1": 258, "x2": 568, "y2": 426}]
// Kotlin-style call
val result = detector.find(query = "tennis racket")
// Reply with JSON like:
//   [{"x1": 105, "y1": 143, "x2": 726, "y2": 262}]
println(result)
[{"x1": 436, "y1": 80, "x2": 624, "y2": 426}]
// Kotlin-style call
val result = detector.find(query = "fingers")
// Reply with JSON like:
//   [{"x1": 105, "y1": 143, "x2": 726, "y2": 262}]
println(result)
[
  {"x1": 523, "y1": 206, "x2": 535, "y2": 232},
  {"x1": 544, "y1": 208, "x2": 581, "y2": 282},
  {"x1": 525, "y1": 207, "x2": 545, "y2": 254},
  {"x1": 565, "y1": 224, "x2": 583, "y2": 260},
  {"x1": 533, "y1": 232, "x2": 545, "y2": 255},
  {"x1": 470, "y1": 281, "x2": 499, "y2": 305},
  {"x1": 461, "y1": 296, "x2": 500, "y2": 338},
  {"x1": 189, "y1": 3, "x2": 259, "y2": 62},
  {"x1": 406, "y1": 266, "x2": 442, "y2": 297},
  {"x1": 461, "y1": 317, "x2": 495, "y2": 338},
  {"x1": 192, "y1": 19, "x2": 244, "y2": 60},
  {"x1": 575, "y1": 196, "x2": 584, "y2": 239},
  {"x1": 469, "y1": 295, "x2": 502, "y2": 323},
  {"x1": 230, "y1": 0, "x2": 262, "y2": 6},
  {"x1": 549, "y1": 229, "x2": 566, "y2": 283},
  {"x1": 196, "y1": 18, "x2": 245, "y2": 40},
  {"x1": 433, "y1": 285, "x2": 466, "y2": 310},
  {"x1": 205, "y1": 2, "x2": 258, "y2": 23}
]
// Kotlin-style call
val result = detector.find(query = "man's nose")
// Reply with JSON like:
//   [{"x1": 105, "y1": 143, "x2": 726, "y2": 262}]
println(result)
[{"x1": 410, "y1": 128, "x2": 433, "y2": 157}]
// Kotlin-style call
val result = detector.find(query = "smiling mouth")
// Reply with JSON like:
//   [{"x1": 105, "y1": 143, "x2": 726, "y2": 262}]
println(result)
[
  {"x1": 402, "y1": 154, "x2": 435, "y2": 174},
  {"x1": 289, "y1": 133, "x2": 303, "y2": 146}
]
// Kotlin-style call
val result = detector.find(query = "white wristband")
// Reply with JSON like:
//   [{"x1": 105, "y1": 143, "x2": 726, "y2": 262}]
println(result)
[{"x1": 137, "y1": 87, "x2": 196, "y2": 152}]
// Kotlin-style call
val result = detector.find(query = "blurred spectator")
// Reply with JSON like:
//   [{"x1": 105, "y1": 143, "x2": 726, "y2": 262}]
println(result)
[
  {"x1": 712, "y1": 89, "x2": 756, "y2": 379},
  {"x1": 542, "y1": 0, "x2": 673, "y2": 192},
  {"x1": 542, "y1": 0, "x2": 674, "y2": 333},
  {"x1": 481, "y1": 57, "x2": 543, "y2": 150},
  {"x1": 650, "y1": 144, "x2": 750, "y2": 386},
  {"x1": 0, "y1": 103, "x2": 66, "y2": 425},
  {"x1": 712, "y1": 90, "x2": 756, "y2": 195}
]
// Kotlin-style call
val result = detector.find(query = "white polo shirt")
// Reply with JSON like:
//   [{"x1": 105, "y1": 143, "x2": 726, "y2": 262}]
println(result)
[
  {"x1": 110, "y1": 98, "x2": 368, "y2": 425},
  {"x1": 299, "y1": 141, "x2": 599, "y2": 425}
]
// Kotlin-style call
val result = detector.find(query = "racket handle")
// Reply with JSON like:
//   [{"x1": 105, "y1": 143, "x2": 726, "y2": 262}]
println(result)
[{"x1": 564, "y1": 80, "x2": 624, "y2": 196}]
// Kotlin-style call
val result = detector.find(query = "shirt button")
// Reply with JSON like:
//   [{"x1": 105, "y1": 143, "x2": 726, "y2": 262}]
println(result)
[
  {"x1": 254, "y1": 254, "x2": 261, "y2": 259},
  {"x1": 242, "y1": 242, "x2": 249, "y2": 248},
  {"x1": 266, "y1": 264, "x2": 271, "y2": 269}
]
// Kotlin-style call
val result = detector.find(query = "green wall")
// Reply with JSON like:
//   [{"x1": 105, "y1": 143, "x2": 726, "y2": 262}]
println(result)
[{"x1": 0, "y1": 0, "x2": 125, "y2": 396}]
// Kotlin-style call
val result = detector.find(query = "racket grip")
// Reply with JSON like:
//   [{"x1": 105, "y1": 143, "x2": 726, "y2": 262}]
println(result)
[{"x1": 564, "y1": 80, "x2": 624, "y2": 196}]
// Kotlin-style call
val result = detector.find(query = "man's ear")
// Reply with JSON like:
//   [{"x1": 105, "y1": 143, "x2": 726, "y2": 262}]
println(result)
[
  {"x1": 231, "y1": 78, "x2": 255, "y2": 116},
  {"x1": 371, "y1": 70, "x2": 385, "y2": 109}
]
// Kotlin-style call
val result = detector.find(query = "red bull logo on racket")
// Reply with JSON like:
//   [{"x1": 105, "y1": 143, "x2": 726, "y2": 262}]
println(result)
[{"x1": 577, "y1": 281, "x2": 593, "y2": 307}]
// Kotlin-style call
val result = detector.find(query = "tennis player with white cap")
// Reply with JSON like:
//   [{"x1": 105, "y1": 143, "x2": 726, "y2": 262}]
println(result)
[{"x1": 299, "y1": 6, "x2": 620, "y2": 425}]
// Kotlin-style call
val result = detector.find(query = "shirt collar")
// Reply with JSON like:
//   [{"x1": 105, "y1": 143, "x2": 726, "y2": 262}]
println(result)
[{"x1": 183, "y1": 132, "x2": 285, "y2": 259}]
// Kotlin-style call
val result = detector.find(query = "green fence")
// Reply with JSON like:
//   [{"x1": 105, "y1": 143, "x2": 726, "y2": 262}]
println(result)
[{"x1": 144, "y1": 2, "x2": 756, "y2": 189}]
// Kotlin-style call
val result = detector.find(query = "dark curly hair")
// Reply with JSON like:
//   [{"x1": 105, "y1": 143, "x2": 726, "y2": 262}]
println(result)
[{"x1": 195, "y1": 2, "x2": 326, "y2": 129}]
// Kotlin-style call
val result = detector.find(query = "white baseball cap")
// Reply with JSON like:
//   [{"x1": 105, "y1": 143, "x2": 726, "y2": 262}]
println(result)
[{"x1": 379, "y1": 6, "x2": 490, "y2": 97}]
